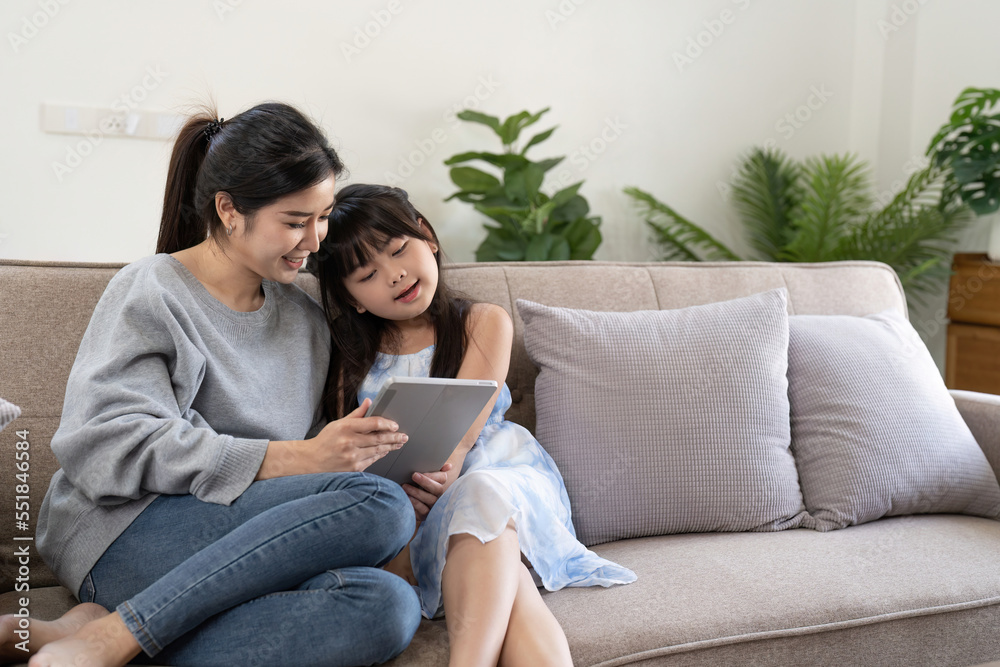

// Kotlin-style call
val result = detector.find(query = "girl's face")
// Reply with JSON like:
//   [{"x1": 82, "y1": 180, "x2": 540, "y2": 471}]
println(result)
[
  {"x1": 343, "y1": 223, "x2": 439, "y2": 322},
  {"x1": 228, "y1": 176, "x2": 336, "y2": 284}
]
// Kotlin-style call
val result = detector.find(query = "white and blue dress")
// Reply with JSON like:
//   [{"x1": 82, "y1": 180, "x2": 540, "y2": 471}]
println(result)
[{"x1": 359, "y1": 345, "x2": 637, "y2": 618}]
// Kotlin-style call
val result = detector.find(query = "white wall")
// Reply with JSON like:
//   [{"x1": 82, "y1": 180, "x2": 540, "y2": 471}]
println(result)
[{"x1": 2, "y1": 0, "x2": 998, "y2": 368}]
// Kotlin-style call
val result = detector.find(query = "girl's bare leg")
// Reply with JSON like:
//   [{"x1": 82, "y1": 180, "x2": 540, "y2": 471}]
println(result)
[
  {"x1": 0, "y1": 603, "x2": 108, "y2": 660},
  {"x1": 442, "y1": 523, "x2": 521, "y2": 667},
  {"x1": 498, "y1": 564, "x2": 573, "y2": 667},
  {"x1": 27, "y1": 611, "x2": 141, "y2": 667}
]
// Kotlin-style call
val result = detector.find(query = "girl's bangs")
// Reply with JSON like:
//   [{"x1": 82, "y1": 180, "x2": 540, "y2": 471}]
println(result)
[{"x1": 325, "y1": 199, "x2": 427, "y2": 276}]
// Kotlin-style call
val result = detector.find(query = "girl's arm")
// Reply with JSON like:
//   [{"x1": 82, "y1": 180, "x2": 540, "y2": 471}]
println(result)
[{"x1": 403, "y1": 302, "x2": 513, "y2": 519}]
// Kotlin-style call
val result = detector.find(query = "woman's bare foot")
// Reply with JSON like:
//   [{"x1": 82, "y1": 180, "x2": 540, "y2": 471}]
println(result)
[
  {"x1": 0, "y1": 603, "x2": 108, "y2": 661},
  {"x1": 383, "y1": 543, "x2": 417, "y2": 586},
  {"x1": 28, "y1": 612, "x2": 140, "y2": 667}
]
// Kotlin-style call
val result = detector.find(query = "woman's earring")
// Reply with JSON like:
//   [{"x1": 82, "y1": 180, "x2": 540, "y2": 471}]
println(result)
[
  {"x1": 430, "y1": 243, "x2": 439, "y2": 254},
  {"x1": 356, "y1": 305, "x2": 366, "y2": 314},
  {"x1": 227, "y1": 224, "x2": 234, "y2": 236}
]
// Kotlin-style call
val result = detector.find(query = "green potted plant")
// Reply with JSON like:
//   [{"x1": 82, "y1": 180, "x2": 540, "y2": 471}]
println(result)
[
  {"x1": 927, "y1": 87, "x2": 1000, "y2": 260},
  {"x1": 444, "y1": 108, "x2": 601, "y2": 261},
  {"x1": 625, "y1": 147, "x2": 974, "y2": 307}
]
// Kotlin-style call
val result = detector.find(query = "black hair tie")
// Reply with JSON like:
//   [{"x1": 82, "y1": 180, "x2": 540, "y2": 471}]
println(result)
[{"x1": 204, "y1": 118, "x2": 225, "y2": 142}]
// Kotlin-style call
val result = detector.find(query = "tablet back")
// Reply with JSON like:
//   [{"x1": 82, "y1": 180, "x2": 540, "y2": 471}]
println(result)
[{"x1": 364, "y1": 377, "x2": 497, "y2": 486}]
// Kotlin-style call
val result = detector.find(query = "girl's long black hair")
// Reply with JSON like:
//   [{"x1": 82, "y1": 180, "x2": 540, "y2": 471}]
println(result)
[{"x1": 314, "y1": 184, "x2": 471, "y2": 418}]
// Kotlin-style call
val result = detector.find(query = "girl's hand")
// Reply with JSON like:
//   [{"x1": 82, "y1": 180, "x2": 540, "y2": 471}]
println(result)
[
  {"x1": 403, "y1": 462, "x2": 454, "y2": 521},
  {"x1": 311, "y1": 398, "x2": 409, "y2": 472}
]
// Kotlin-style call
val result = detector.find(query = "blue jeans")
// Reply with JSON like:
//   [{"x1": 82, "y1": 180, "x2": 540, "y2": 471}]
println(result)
[{"x1": 78, "y1": 472, "x2": 420, "y2": 666}]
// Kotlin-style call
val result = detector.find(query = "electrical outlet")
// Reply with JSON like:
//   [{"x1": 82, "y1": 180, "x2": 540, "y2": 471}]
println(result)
[{"x1": 40, "y1": 103, "x2": 182, "y2": 141}]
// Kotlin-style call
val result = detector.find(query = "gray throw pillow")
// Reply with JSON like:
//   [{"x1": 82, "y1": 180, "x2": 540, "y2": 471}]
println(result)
[
  {"x1": 788, "y1": 311, "x2": 1000, "y2": 531},
  {"x1": 518, "y1": 289, "x2": 807, "y2": 547},
  {"x1": 0, "y1": 397, "x2": 20, "y2": 432}
]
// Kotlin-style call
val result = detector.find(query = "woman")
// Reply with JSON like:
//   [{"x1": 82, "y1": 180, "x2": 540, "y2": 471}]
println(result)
[{"x1": 1, "y1": 103, "x2": 420, "y2": 667}]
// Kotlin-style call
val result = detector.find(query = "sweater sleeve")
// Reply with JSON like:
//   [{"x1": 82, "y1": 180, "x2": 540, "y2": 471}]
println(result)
[{"x1": 50, "y1": 262, "x2": 268, "y2": 507}]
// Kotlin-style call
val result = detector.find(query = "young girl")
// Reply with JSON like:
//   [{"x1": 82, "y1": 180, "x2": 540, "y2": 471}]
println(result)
[
  {"x1": 316, "y1": 184, "x2": 636, "y2": 667},
  {"x1": 4, "y1": 105, "x2": 420, "y2": 667}
]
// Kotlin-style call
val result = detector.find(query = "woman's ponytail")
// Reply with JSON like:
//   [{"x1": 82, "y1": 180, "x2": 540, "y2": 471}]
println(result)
[
  {"x1": 156, "y1": 113, "x2": 215, "y2": 254},
  {"x1": 156, "y1": 102, "x2": 344, "y2": 255}
]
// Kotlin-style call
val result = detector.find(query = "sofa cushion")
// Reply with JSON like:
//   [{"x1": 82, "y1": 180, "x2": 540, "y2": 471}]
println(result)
[
  {"x1": 541, "y1": 516, "x2": 1000, "y2": 666},
  {"x1": 0, "y1": 398, "x2": 20, "y2": 432},
  {"x1": 788, "y1": 311, "x2": 1000, "y2": 530},
  {"x1": 518, "y1": 289, "x2": 807, "y2": 546}
]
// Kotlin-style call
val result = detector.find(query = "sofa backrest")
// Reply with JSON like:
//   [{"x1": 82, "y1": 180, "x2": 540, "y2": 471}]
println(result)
[
  {"x1": 0, "y1": 258, "x2": 906, "y2": 590},
  {"x1": 443, "y1": 261, "x2": 906, "y2": 430}
]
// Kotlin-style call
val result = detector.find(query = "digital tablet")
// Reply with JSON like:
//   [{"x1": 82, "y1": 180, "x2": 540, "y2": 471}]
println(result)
[{"x1": 364, "y1": 376, "x2": 498, "y2": 486}]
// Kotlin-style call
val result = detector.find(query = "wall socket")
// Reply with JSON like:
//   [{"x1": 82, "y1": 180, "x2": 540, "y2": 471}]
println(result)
[{"x1": 40, "y1": 103, "x2": 184, "y2": 141}]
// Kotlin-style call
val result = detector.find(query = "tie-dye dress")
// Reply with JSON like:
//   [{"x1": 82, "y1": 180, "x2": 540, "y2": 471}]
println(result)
[{"x1": 359, "y1": 345, "x2": 637, "y2": 618}]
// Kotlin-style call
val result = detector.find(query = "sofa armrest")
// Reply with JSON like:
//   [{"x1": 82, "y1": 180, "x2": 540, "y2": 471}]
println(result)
[{"x1": 951, "y1": 389, "x2": 1000, "y2": 480}]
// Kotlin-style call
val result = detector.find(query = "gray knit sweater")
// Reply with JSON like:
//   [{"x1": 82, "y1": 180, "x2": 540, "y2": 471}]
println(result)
[{"x1": 36, "y1": 254, "x2": 330, "y2": 596}]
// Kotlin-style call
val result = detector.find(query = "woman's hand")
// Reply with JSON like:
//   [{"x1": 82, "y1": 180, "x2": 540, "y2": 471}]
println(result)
[
  {"x1": 256, "y1": 399, "x2": 408, "y2": 479},
  {"x1": 402, "y1": 462, "x2": 454, "y2": 522}
]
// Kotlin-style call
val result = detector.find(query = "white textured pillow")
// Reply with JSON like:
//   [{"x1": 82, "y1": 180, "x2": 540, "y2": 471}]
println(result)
[
  {"x1": 788, "y1": 311, "x2": 1000, "y2": 530},
  {"x1": 0, "y1": 397, "x2": 20, "y2": 432},
  {"x1": 518, "y1": 289, "x2": 807, "y2": 546}
]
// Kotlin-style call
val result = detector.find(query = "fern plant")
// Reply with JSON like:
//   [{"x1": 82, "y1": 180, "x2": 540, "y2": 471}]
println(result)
[{"x1": 625, "y1": 147, "x2": 975, "y2": 306}]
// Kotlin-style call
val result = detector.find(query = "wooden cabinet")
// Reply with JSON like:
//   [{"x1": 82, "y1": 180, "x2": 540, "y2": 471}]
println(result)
[{"x1": 945, "y1": 253, "x2": 1000, "y2": 394}]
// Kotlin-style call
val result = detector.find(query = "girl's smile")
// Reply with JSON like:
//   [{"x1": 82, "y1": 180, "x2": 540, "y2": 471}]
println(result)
[
  {"x1": 395, "y1": 280, "x2": 420, "y2": 303},
  {"x1": 346, "y1": 231, "x2": 439, "y2": 322}
]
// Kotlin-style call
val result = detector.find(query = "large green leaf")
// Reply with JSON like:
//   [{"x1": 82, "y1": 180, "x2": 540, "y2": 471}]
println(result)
[
  {"x1": 946, "y1": 87, "x2": 1000, "y2": 125},
  {"x1": 504, "y1": 163, "x2": 545, "y2": 206},
  {"x1": 444, "y1": 152, "x2": 530, "y2": 170},
  {"x1": 473, "y1": 203, "x2": 528, "y2": 229},
  {"x1": 526, "y1": 199, "x2": 560, "y2": 234},
  {"x1": 535, "y1": 157, "x2": 564, "y2": 173},
  {"x1": 476, "y1": 226, "x2": 526, "y2": 261},
  {"x1": 456, "y1": 110, "x2": 503, "y2": 136},
  {"x1": 624, "y1": 186, "x2": 741, "y2": 261},
  {"x1": 549, "y1": 182, "x2": 583, "y2": 208},
  {"x1": 563, "y1": 218, "x2": 602, "y2": 259},
  {"x1": 521, "y1": 127, "x2": 556, "y2": 155},
  {"x1": 449, "y1": 167, "x2": 501, "y2": 193},
  {"x1": 783, "y1": 154, "x2": 872, "y2": 262},
  {"x1": 731, "y1": 148, "x2": 801, "y2": 261},
  {"x1": 940, "y1": 118, "x2": 1000, "y2": 215},
  {"x1": 525, "y1": 233, "x2": 570, "y2": 261},
  {"x1": 549, "y1": 194, "x2": 589, "y2": 224},
  {"x1": 499, "y1": 108, "x2": 550, "y2": 146}
]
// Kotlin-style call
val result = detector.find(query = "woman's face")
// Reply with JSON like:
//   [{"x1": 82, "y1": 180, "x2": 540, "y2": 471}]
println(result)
[{"x1": 230, "y1": 176, "x2": 336, "y2": 284}]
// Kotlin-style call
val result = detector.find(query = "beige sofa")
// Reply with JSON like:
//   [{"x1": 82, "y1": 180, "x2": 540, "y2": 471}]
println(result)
[{"x1": 1, "y1": 258, "x2": 999, "y2": 666}]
